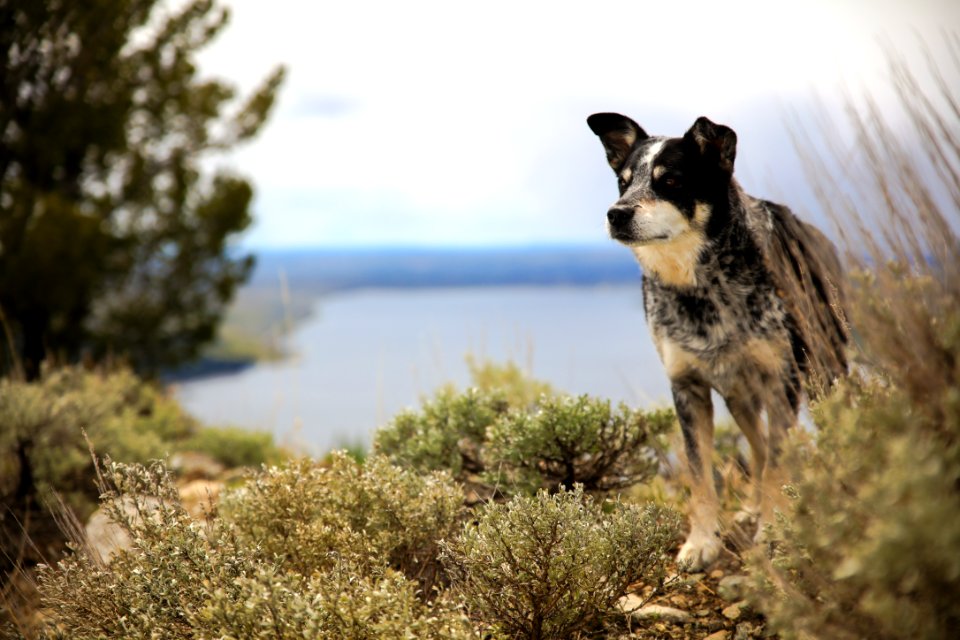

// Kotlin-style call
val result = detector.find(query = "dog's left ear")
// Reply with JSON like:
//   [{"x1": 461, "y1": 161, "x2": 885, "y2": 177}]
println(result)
[
  {"x1": 684, "y1": 117, "x2": 737, "y2": 174},
  {"x1": 587, "y1": 113, "x2": 648, "y2": 172}
]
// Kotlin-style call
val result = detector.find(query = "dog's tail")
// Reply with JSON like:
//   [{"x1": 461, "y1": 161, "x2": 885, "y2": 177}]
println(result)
[{"x1": 763, "y1": 203, "x2": 849, "y2": 394}]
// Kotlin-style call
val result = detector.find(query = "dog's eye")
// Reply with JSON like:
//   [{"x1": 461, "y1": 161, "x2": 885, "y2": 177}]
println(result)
[
  {"x1": 617, "y1": 177, "x2": 627, "y2": 191},
  {"x1": 662, "y1": 176, "x2": 681, "y2": 189}
]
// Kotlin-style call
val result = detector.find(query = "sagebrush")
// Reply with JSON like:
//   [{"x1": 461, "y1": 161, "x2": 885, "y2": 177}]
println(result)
[
  {"x1": 28, "y1": 455, "x2": 682, "y2": 640},
  {"x1": 375, "y1": 361, "x2": 673, "y2": 496},
  {"x1": 34, "y1": 459, "x2": 476, "y2": 639},
  {"x1": 442, "y1": 485, "x2": 679, "y2": 639},
  {"x1": 221, "y1": 452, "x2": 464, "y2": 592}
]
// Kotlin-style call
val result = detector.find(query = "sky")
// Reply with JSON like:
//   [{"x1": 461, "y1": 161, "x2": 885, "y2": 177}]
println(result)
[{"x1": 195, "y1": 0, "x2": 959, "y2": 249}]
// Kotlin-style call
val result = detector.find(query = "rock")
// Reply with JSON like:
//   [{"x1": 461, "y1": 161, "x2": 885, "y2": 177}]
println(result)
[
  {"x1": 617, "y1": 596, "x2": 691, "y2": 623},
  {"x1": 734, "y1": 621, "x2": 761, "y2": 640},
  {"x1": 179, "y1": 479, "x2": 223, "y2": 519},
  {"x1": 169, "y1": 451, "x2": 225, "y2": 480},
  {"x1": 722, "y1": 600, "x2": 749, "y2": 621},
  {"x1": 718, "y1": 574, "x2": 749, "y2": 602},
  {"x1": 633, "y1": 604, "x2": 690, "y2": 623},
  {"x1": 84, "y1": 496, "x2": 160, "y2": 562},
  {"x1": 703, "y1": 631, "x2": 731, "y2": 640},
  {"x1": 617, "y1": 593, "x2": 645, "y2": 613}
]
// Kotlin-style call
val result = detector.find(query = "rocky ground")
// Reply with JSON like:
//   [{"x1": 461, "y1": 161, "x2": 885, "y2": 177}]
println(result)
[{"x1": 620, "y1": 549, "x2": 768, "y2": 640}]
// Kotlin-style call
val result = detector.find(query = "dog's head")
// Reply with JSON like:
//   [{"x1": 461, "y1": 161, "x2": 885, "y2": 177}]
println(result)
[{"x1": 586, "y1": 114, "x2": 737, "y2": 247}]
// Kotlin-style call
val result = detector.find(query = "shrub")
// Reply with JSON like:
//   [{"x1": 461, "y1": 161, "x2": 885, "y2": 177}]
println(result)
[
  {"x1": 374, "y1": 387, "x2": 509, "y2": 479},
  {"x1": 745, "y1": 376, "x2": 960, "y2": 640},
  {"x1": 441, "y1": 485, "x2": 680, "y2": 640},
  {"x1": 374, "y1": 359, "x2": 552, "y2": 480},
  {"x1": 486, "y1": 395, "x2": 674, "y2": 493},
  {"x1": 180, "y1": 424, "x2": 284, "y2": 468},
  {"x1": 744, "y1": 38, "x2": 960, "y2": 640},
  {"x1": 200, "y1": 562, "x2": 476, "y2": 640},
  {"x1": 221, "y1": 452, "x2": 464, "y2": 592},
  {"x1": 36, "y1": 460, "x2": 253, "y2": 639},
  {"x1": 0, "y1": 365, "x2": 283, "y2": 604},
  {"x1": 0, "y1": 367, "x2": 196, "y2": 495},
  {"x1": 0, "y1": 366, "x2": 198, "y2": 591},
  {"x1": 36, "y1": 459, "x2": 476, "y2": 639},
  {"x1": 376, "y1": 360, "x2": 674, "y2": 498},
  {"x1": 465, "y1": 355, "x2": 554, "y2": 408}
]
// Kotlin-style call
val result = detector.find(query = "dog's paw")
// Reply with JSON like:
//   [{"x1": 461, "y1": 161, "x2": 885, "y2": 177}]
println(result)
[{"x1": 676, "y1": 530, "x2": 722, "y2": 572}]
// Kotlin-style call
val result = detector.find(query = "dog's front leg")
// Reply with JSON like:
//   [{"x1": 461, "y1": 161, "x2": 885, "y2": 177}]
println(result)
[{"x1": 672, "y1": 373, "x2": 722, "y2": 572}]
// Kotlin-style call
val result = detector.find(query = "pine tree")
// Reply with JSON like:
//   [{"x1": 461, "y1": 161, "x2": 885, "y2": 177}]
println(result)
[{"x1": 0, "y1": 0, "x2": 284, "y2": 377}]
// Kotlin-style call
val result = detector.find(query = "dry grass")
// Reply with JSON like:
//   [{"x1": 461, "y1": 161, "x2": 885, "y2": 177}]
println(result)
[
  {"x1": 743, "y1": 35, "x2": 960, "y2": 640},
  {"x1": 790, "y1": 35, "x2": 960, "y2": 406}
]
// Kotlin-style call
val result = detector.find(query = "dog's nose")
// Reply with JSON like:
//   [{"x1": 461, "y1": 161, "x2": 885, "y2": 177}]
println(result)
[{"x1": 607, "y1": 206, "x2": 634, "y2": 228}]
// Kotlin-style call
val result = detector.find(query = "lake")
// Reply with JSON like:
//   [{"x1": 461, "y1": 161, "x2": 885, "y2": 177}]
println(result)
[{"x1": 173, "y1": 286, "x2": 678, "y2": 454}]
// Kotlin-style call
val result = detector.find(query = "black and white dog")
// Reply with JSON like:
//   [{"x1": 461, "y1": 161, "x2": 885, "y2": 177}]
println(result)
[{"x1": 587, "y1": 113, "x2": 847, "y2": 571}]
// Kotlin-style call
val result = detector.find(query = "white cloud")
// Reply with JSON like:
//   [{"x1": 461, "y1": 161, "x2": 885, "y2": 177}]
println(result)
[{"x1": 199, "y1": 0, "x2": 959, "y2": 247}]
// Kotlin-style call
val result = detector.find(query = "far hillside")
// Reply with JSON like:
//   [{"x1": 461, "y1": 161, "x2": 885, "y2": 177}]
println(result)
[
  {"x1": 180, "y1": 245, "x2": 642, "y2": 378},
  {"x1": 247, "y1": 245, "x2": 642, "y2": 293}
]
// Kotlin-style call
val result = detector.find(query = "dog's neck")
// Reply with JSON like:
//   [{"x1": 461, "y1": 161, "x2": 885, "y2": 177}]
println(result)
[{"x1": 631, "y1": 231, "x2": 706, "y2": 288}]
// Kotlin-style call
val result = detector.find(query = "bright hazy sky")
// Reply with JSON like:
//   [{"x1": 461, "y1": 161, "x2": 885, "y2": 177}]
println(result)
[{"x1": 196, "y1": 0, "x2": 958, "y2": 248}]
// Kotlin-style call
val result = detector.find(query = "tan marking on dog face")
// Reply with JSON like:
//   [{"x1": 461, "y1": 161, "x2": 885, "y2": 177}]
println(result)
[
  {"x1": 632, "y1": 229, "x2": 706, "y2": 288},
  {"x1": 693, "y1": 202, "x2": 711, "y2": 226},
  {"x1": 652, "y1": 165, "x2": 666, "y2": 180},
  {"x1": 620, "y1": 167, "x2": 633, "y2": 184}
]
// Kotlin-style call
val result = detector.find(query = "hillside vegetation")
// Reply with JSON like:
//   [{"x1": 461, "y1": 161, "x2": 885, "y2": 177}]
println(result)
[
  {"x1": 2, "y1": 35, "x2": 959, "y2": 640},
  {"x1": 4, "y1": 363, "x2": 685, "y2": 639}
]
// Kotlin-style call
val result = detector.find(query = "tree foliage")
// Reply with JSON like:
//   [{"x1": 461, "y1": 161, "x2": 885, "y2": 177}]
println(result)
[{"x1": 0, "y1": 0, "x2": 284, "y2": 376}]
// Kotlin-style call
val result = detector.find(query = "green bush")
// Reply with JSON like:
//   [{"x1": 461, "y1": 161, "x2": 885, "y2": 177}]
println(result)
[
  {"x1": 376, "y1": 361, "x2": 674, "y2": 497},
  {"x1": 221, "y1": 452, "x2": 464, "y2": 592},
  {"x1": 374, "y1": 359, "x2": 552, "y2": 481},
  {"x1": 486, "y1": 395, "x2": 674, "y2": 493},
  {"x1": 0, "y1": 366, "x2": 284, "y2": 585},
  {"x1": 200, "y1": 563, "x2": 476, "y2": 640},
  {"x1": 31, "y1": 423, "x2": 680, "y2": 639},
  {"x1": 180, "y1": 425, "x2": 284, "y2": 468},
  {"x1": 465, "y1": 355, "x2": 554, "y2": 408},
  {"x1": 0, "y1": 366, "x2": 199, "y2": 588},
  {"x1": 0, "y1": 366, "x2": 197, "y2": 489},
  {"x1": 441, "y1": 485, "x2": 680, "y2": 640},
  {"x1": 745, "y1": 376, "x2": 960, "y2": 640},
  {"x1": 36, "y1": 459, "x2": 476, "y2": 640},
  {"x1": 374, "y1": 387, "x2": 509, "y2": 479},
  {"x1": 37, "y1": 460, "x2": 252, "y2": 639}
]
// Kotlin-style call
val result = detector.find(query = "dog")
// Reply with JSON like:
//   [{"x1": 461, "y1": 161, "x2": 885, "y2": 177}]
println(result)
[{"x1": 586, "y1": 113, "x2": 847, "y2": 570}]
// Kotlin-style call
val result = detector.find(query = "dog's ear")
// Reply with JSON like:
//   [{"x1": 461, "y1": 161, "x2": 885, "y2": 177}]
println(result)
[
  {"x1": 684, "y1": 116, "x2": 737, "y2": 174},
  {"x1": 587, "y1": 113, "x2": 648, "y2": 172}
]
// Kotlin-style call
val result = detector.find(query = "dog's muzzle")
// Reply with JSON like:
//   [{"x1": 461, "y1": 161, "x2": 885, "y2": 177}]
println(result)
[{"x1": 607, "y1": 206, "x2": 634, "y2": 231}]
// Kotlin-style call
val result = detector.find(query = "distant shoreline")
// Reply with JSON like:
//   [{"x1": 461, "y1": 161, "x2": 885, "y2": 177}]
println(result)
[{"x1": 170, "y1": 247, "x2": 646, "y2": 382}]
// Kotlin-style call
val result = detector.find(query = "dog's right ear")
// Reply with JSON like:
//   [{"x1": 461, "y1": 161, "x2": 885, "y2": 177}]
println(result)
[{"x1": 587, "y1": 113, "x2": 648, "y2": 172}]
